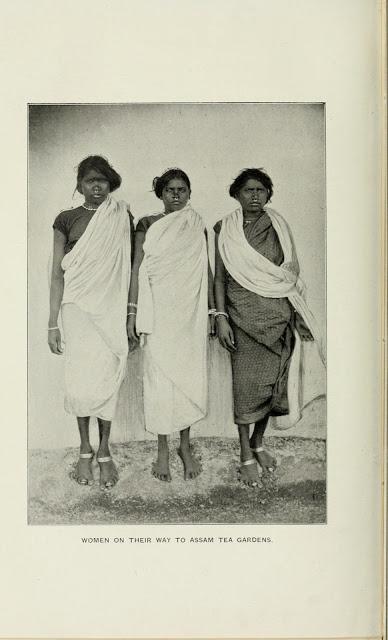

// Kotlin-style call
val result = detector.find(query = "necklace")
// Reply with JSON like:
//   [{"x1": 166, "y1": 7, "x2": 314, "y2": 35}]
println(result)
[
  {"x1": 243, "y1": 211, "x2": 264, "y2": 225},
  {"x1": 82, "y1": 203, "x2": 99, "y2": 211}
]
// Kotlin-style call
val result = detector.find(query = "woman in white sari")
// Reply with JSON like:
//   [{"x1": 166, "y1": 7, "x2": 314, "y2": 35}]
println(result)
[
  {"x1": 127, "y1": 169, "x2": 215, "y2": 481},
  {"x1": 48, "y1": 156, "x2": 133, "y2": 488}
]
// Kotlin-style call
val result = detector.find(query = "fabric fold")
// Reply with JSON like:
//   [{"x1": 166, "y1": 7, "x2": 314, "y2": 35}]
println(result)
[
  {"x1": 136, "y1": 203, "x2": 208, "y2": 435},
  {"x1": 218, "y1": 206, "x2": 325, "y2": 429},
  {"x1": 218, "y1": 206, "x2": 326, "y2": 363},
  {"x1": 60, "y1": 195, "x2": 131, "y2": 419}
]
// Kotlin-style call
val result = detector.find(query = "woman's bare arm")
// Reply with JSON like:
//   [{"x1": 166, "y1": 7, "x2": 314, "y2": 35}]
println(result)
[
  {"x1": 127, "y1": 229, "x2": 145, "y2": 351},
  {"x1": 205, "y1": 231, "x2": 216, "y2": 336},
  {"x1": 214, "y1": 232, "x2": 235, "y2": 352},
  {"x1": 48, "y1": 229, "x2": 66, "y2": 354}
]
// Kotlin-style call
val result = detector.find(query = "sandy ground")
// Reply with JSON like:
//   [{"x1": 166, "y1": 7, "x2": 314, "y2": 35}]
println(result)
[{"x1": 28, "y1": 435, "x2": 326, "y2": 525}]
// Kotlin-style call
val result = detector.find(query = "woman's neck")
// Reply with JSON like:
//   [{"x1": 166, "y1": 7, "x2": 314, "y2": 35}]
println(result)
[
  {"x1": 82, "y1": 201, "x2": 101, "y2": 211},
  {"x1": 163, "y1": 204, "x2": 188, "y2": 216},
  {"x1": 242, "y1": 208, "x2": 265, "y2": 220}
]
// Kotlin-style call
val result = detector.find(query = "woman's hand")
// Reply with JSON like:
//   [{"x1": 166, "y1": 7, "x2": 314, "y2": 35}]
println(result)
[
  {"x1": 208, "y1": 314, "x2": 216, "y2": 338},
  {"x1": 216, "y1": 316, "x2": 236, "y2": 352},
  {"x1": 48, "y1": 328, "x2": 63, "y2": 355},
  {"x1": 295, "y1": 313, "x2": 314, "y2": 341},
  {"x1": 127, "y1": 315, "x2": 139, "y2": 352}
]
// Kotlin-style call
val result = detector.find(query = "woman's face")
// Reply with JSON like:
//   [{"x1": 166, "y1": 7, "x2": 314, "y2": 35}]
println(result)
[
  {"x1": 236, "y1": 178, "x2": 268, "y2": 214},
  {"x1": 80, "y1": 169, "x2": 110, "y2": 206},
  {"x1": 162, "y1": 178, "x2": 190, "y2": 213}
]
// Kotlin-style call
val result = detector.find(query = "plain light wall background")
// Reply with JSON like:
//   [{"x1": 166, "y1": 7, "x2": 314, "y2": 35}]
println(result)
[{"x1": 28, "y1": 103, "x2": 326, "y2": 449}]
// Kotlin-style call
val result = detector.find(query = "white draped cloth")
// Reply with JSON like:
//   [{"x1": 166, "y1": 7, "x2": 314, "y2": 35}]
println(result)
[
  {"x1": 60, "y1": 195, "x2": 131, "y2": 420},
  {"x1": 218, "y1": 206, "x2": 325, "y2": 427},
  {"x1": 136, "y1": 204, "x2": 208, "y2": 435}
]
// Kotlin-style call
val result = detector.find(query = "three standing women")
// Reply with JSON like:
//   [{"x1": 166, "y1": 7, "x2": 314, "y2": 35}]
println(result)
[{"x1": 49, "y1": 160, "x2": 323, "y2": 490}]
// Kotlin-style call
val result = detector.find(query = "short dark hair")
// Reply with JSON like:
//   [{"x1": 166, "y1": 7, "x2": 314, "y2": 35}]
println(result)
[
  {"x1": 229, "y1": 168, "x2": 273, "y2": 201},
  {"x1": 152, "y1": 168, "x2": 191, "y2": 199},
  {"x1": 76, "y1": 155, "x2": 122, "y2": 193}
]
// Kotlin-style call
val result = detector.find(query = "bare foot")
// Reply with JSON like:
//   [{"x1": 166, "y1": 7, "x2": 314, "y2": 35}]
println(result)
[
  {"x1": 239, "y1": 458, "x2": 260, "y2": 487},
  {"x1": 152, "y1": 449, "x2": 171, "y2": 482},
  {"x1": 97, "y1": 456, "x2": 118, "y2": 489},
  {"x1": 177, "y1": 447, "x2": 202, "y2": 480},
  {"x1": 251, "y1": 448, "x2": 278, "y2": 489},
  {"x1": 72, "y1": 452, "x2": 94, "y2": 486},
  {"x1": 250, "y1": 443, "x2": 277, "y2": 473}
]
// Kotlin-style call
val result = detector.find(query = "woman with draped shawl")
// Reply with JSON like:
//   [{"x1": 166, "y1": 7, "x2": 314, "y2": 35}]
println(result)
[
  {"x1": 127, "y1": 168, "x2": 215, "y2": 482},
  {"x1": 214, "y1": 168, "x2": 324, "y2": 487},
  {"x1": 48, "y1": 156, "x2": 133, "y2": 488}
]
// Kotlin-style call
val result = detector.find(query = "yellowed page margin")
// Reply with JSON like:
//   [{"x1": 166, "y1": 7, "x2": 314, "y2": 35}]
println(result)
[
  {"x1": 382, "y1": 0, "x2": 388, "y2": 637},
  {"x1": 379, "y1": 1, "x2": 388, "y2": 638}
]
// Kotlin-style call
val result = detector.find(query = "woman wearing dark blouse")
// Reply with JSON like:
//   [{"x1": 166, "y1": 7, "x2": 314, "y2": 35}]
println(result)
[{"x1": 49, "y1": 155, "x2": 133, "y2": 489}]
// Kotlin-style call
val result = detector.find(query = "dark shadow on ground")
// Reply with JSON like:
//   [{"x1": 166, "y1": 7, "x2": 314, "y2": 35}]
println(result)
[{"x1": 28, "y1": 436, "x2": 326, "y2": 525}]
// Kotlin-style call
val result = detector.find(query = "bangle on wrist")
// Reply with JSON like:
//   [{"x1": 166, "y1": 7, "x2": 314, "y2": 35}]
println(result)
[
  {"x1": 48, "y1": 326, "x2": 59, "y2": 331},
  {"x1": 127, "y1": 312, "x2": 137, "y2": 317},
  {"x1": 214, "y1": 311, "x2": 229, "y2": 320},
  {"x1": 208, "y1": 308, "x2": 217, "y2": 315},
  {"x1": 127, "y1": 302, "x2": 137, "y2": 308}
]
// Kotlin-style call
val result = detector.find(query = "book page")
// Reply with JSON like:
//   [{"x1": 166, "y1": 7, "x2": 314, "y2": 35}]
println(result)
[{"x1": 0, "y1": 0, "x2": 384, "y2": 638}]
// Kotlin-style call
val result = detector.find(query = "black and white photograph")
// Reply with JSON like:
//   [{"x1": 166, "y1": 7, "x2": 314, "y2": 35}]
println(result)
[{"x1": 28, "y1": 102, "x2": 326, "y2": 525}]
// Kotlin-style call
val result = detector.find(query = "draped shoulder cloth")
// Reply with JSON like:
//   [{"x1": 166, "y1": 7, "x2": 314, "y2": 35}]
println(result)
[
  {"x1": 218, "y1": 206, "x2": 325, "y2": 363},
  {"x1": 61, "y1": 195, "x2": 131, "y2": 420},
  {"x1": 136, "y1": 203, "x2": 208, "y2": 434},
  {"x1": 218, "y1": 206, "x2": 325, "y2": 428}
]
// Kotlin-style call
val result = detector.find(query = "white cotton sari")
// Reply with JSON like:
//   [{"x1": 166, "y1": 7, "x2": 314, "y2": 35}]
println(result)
[
  {"x1": 218, "y1": 206, "x2": 325, "y2": 427},
  {"x1": 136, "y1": 203, "x2": 208, "y2": 435},
  {"x1": 61, "y1": 195, "x2": 131, "y2": 420}
]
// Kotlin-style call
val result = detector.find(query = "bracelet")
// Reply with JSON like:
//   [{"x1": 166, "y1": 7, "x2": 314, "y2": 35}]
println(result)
[
  {"x1": 127, "y1": 312, "x2": 137, "y2": 316},
  {"x1": 127, "y1": 302, "x2": 138, "y2": 308},
  {"x1": 48, "y1": 326, "x2": 59, "y2": 331},
  {"x1": 214, "y1": 311, "x2": 229, "y2": 319},
  {"x1": 208, "y1": 308, "x2": 217, "y2": 315}
]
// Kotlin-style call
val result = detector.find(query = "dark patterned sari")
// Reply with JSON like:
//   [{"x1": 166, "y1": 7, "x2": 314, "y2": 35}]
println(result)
[{"x1": 215, "y1": 212, "x2": 295, "y2": 424}]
